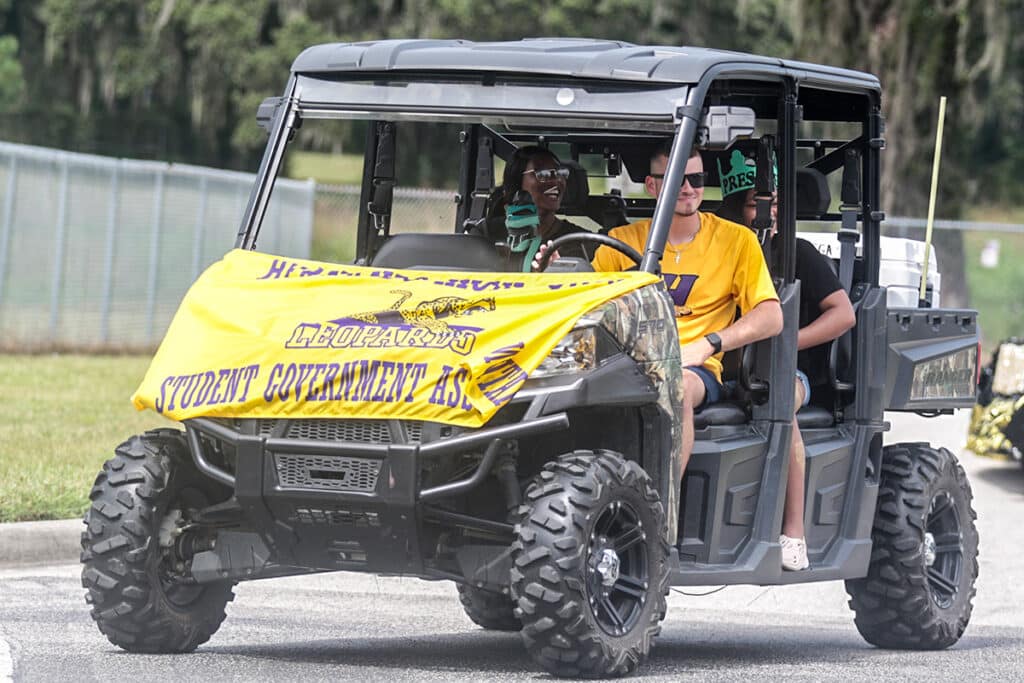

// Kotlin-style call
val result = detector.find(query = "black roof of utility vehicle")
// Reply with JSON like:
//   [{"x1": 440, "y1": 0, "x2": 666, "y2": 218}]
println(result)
[{"x1": 290, "y1": 38, "x2": 881, "y2": 92}]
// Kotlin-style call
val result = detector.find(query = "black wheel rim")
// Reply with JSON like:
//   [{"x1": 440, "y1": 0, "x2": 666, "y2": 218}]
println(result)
[
  {"x1": 924, "y1": 490, "x2": 963, "y2": 609},
  {"x1": 586, "y1": 499, "x2": 649, "y2": 636},
  {"x1": 158, "y1": 558, "x2": 205, "y2": 607}
]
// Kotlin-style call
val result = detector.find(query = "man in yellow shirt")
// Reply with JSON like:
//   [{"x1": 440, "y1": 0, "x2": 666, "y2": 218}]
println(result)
[{"x1": 591, "y1": 145, "x2": 782, "y2": 477}]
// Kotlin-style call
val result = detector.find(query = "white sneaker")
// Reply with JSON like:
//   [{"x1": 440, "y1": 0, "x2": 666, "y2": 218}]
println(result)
[{"x1": 780, "y1": 534, "x2": 809, "y2": 571}]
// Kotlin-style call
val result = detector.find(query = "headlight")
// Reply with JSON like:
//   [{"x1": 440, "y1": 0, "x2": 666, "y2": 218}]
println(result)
[{"x1": 530, "y1": 326, "x2": 598, "y2": 378}]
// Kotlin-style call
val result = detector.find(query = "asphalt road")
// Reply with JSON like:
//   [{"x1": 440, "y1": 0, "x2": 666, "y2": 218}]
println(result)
[{"x1": 2, "y1": 412, "x2": 1022, "y2": 682}]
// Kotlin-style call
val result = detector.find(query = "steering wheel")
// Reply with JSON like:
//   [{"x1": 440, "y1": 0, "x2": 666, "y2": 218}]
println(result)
[{"x1": 534, "y1": 233, "x2": 644, "y2": 271}]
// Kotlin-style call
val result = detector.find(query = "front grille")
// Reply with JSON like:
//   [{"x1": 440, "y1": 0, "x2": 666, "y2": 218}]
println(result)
[
  {"x1": 290, "y1": 419, "x2": 392, "y2": 442},
  {"x1": 404, "y1": 421, "x2": 423, "y2": 443},
  {"x1": 275, "y1": 453, "x2": 382, "y2": 492},
  {"x1": 253, "y1": 419, "x2": 425, "y2": 443},
  {"x1": 294, "y1": 508, "x2": 381, "y2": 528}
]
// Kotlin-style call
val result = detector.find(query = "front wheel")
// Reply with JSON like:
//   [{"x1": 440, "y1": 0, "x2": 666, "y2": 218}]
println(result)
[
  {"x1": 456, "y1": 584, "x2": 521, "y2": 631},
  {"x1": 845, "y1": 442, "x2": 979, "y2": 649},
  {"x1": 511, "y1": 450, "x2": 669, "y2": 678},
  {"x1": 81, "y1": 429, "x2": 236, "y2": 652}
]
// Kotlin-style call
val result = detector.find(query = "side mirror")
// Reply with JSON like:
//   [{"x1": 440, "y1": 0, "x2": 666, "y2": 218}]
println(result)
[
  {"x1": 698, "y1": 106, "x2": 756, "y2": 150},
  {"x1": 256, "y1": 97, "x2": 282, "y2": 133}
]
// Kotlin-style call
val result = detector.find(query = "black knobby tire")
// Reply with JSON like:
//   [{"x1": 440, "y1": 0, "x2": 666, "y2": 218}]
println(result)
[
  {"x1": 511, "y1": 450, "x2": 669, "y2": 678},
  {"x1": 81, "y1": 429, "x2": 236, "y2": 652},
  {"x1": 457, "y1": 584, "x2": 521, "y2": 631},
  {"x1": 845, "y1": 442, "x2": 979, "y2": 649}
]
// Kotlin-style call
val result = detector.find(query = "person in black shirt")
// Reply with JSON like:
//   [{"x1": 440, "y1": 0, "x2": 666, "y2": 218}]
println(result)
[
  {"x1": 480, "y1": 146, "x2": 595, "y2": 262},
  {"x1": 717, "y1": 151, "x2": 855, "y2": 571}
]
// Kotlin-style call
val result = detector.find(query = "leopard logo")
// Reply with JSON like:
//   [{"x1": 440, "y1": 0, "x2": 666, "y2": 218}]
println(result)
[{"x1": 347, "y1": 289, "x2": 496, "y2": 334}]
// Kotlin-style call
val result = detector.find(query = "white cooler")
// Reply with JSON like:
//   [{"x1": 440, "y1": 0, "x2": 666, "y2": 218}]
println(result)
[{"x1": 797, "y1": 231, "x2": 941, "y2": 308}]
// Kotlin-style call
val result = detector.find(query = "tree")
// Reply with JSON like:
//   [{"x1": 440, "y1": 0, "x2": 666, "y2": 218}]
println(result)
[
  {"x1": 1, "y1": 0, "x2": 1020, "y2": 221},
  {"x1": 0, "y1": 35, "x2": 25, "y2": 109},
  {"x1": 784, "y1": 0, "x2": 1020, "y2": 308}
]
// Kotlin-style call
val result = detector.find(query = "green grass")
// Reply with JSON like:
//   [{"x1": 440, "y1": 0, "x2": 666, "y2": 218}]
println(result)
[
  {"x1": 4, "y1": 202, "x2": 1023, "y2": 522},
  {"x1": 962, "y1": 230, "x2": 1024, "y2": 355},
  {"x1": 0, "y1": 354, "x2": 174, "y2": 522},
  {"x1": 310, "y1": 193, "x2": 357, "y2": 264},
  {"x1": 287, "y1": 151, "x2": 364, "y2": 186},
  {"x1": 967, "y1": 206, "x2": 1024, "y2": 224},
  {"x1": 961, "y1": 203, "x2": 1024, "y2": 355}
]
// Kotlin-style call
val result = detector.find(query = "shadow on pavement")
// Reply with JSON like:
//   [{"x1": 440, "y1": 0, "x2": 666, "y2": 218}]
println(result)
[
  {"x1": 969, "y1": 457, "x2": 1024, "y2": 497},
  {"x1": 203, "y1": 631, "x2": 532, "y2": 675},
  {"x1": 188, "y1": 621, "x2": 1022, "y2": 678}
]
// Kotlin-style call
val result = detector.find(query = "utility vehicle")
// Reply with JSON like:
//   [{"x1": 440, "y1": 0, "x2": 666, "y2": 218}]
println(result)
[
  {"x1": 968, "y1": 338, "x2": 1024, "y2": 468},
  {"x1": 81, "y1": 39, "x2": 980, "y2": 678}
]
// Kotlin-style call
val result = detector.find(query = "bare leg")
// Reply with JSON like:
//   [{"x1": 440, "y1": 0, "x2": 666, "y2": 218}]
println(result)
[
  {"x1": 679, "y1": 369, "x2": 708, "y2": 476},
  {"x1": 782, "y1": 379, "x2": 807, "y2": 539}
]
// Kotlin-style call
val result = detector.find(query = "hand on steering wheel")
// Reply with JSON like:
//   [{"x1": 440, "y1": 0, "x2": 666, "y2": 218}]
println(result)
[{"x1": 532, "y1": 233, "x2": 644, "y2": 272}]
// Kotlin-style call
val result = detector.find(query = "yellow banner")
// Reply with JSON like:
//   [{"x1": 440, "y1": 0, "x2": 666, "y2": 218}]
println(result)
[{"x1": 132, "y1": 249, "x2": 659, "y2": 427}]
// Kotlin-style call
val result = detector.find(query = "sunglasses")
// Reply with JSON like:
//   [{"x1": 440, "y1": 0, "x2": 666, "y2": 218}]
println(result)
[
  {"x1": 523, "y1": 167, "x2": 571, "y2": 182},
  {"x1": 649, "y1": 171, "x2": 707, "y2": 188}
]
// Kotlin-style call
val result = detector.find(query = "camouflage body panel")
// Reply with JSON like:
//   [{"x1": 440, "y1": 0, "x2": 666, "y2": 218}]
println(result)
[
  {"x1": 590, "y1": 281, "x2": 684, "y2": 542},
  {"x1": 966, "y1": 397, "x2": 1024, "y2": 463}
]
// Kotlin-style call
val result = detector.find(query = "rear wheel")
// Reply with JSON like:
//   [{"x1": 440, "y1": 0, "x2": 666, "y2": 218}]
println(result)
[
  {"x1": 845, "y1": 442, "x2": 978, "y2": 649},
  {"x1": 81, "y1": 429, "x2": 236, "y2": 652},
  {"x1": 511, "y1": 450, "x2": 668, "y2": 678},
  {"x1": 457, "y1": 584, "x2": 521, "y2": 631}
]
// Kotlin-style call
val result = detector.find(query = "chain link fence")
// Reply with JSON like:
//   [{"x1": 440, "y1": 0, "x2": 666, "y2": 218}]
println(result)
[
  {"x1": 4, "y1": 138, "x2": 1024, "y2": 355},
  {"x1": 885, "y1": 217, "x2": 1024, "y2": 353},
  {"x1": 311, "y1": 184, "x2": 457, "y2": 263},
  {"x1": 0, "y1": 141, "x2": 314, "y2": 351}
]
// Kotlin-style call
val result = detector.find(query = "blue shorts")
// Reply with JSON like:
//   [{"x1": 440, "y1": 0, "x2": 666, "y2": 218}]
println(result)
[
  {"x1": 795, "y1": 370, "x2": 811, "y2": 407},
  {"x1": 684, "y1": 365, "x2": 723, "y2": 411}
]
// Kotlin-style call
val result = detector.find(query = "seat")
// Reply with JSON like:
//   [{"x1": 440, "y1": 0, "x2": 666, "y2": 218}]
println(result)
[
  {"x1": 795, "y1": 167, "x2": 831, "y2": 218},
  {"x1": 371, "y1": 233, "x2": 505, "y2": 271},
  {"x1": 693, "y1": 346, "x2": 751, "y2": 428},
  {"x1": 795, "y1": 404, "x2": 835, "y2": 429},
  {"x1": 793, "y1": 166, "x2": 854, "y2": 415},
  {"x1": 467, "y1": 161, "x2": 629, "y2": 243},
  {"x1": 693, "y1": 167, "x2": 839, "y2": 430},
  {"x1": 590, "y1": 192, "x2": 630, "y2": 233},
  {"x1": 560, "y1": 161, "x2": 629, "y2": 231},
  {"x1": 693, "y1": 402, "x2": 747, "y2": 429},
  {"x1": 560, "y1": 160, "x2": 591, "y2": 209},
  {"x1": 461, "y1": 186, "x2": 504, "y2": 239}
]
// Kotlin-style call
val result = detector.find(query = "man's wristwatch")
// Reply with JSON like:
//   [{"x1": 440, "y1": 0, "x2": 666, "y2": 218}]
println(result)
[{"x1": 705, "y1": 332, "x2": 723, "y2": 354}]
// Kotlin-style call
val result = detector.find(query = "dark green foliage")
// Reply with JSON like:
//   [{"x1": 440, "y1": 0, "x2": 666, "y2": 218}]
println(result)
[
  {"x1": 0, "y1": 1, "x2": 1020, "y2": 200},
  {"x1": 0, "y1": 34, "x2": 24, "y2": 109}
]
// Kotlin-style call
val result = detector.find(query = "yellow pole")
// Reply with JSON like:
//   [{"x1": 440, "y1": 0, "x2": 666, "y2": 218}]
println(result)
[{"x1": 919, "y1": 96, "x2": 947, "y2": 304}]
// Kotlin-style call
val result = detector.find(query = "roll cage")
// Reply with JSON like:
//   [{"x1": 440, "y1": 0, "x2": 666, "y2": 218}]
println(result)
[{"x1": 237, "y1": 40, "x2": 884, "y2": 293}]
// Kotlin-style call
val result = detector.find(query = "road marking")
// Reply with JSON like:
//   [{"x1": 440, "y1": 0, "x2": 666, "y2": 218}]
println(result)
[{"x1": 0, "y1": 636, "x2": 12, "y2": 683}]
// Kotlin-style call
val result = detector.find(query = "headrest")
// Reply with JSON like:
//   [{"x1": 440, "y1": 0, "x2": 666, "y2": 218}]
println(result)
[
  {"x1": 795, "y1": 168, "x2": 831, "y2": 218},
  {"x1": 559, "y1": 160, "x2": 591, "y2": 213}
]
